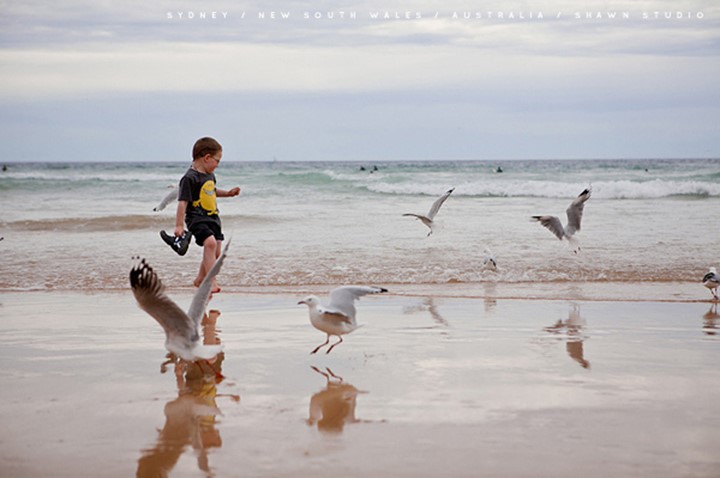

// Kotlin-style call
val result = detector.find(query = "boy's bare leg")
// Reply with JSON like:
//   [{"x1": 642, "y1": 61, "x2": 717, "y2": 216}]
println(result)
[
  {"x1": 211, "y1": 240, "x2": 222, "y2": 292},
  {"x1": 194, "y1": 236, "x2": 221, "y2": 292}
]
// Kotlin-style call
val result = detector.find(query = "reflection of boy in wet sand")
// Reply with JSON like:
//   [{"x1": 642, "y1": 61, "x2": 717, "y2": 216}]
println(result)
[{"x1": 137, "y1": 310, "x2": 239, "y2": 478}]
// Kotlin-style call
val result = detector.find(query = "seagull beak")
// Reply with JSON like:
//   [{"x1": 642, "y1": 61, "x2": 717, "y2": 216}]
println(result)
[{"x1": 297, "y1": 300, "x2": 306, "y2": 305}]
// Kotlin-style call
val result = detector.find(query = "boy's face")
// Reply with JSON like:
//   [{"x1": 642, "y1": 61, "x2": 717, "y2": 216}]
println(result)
[{"x1": 203, "y1": 150, "x2": 222, "y2": 173}]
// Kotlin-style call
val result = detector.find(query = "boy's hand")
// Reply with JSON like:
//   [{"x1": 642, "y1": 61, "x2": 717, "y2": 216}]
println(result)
[
  {"x1": 228, "y1": 187, "x2": 241, "y2": 197},
  {"x1": 174, "y1": 226, "x2": 185, "y2": 237}
]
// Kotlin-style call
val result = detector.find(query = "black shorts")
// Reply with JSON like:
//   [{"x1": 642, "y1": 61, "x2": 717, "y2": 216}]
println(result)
[{"x1": 189, "y1": 221, "x2": 224, "y2": 246}]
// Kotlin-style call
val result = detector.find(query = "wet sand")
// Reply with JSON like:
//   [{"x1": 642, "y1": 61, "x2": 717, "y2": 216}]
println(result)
[{"x1": 1, "y1": 291, "x2": 719, "y2": 477}]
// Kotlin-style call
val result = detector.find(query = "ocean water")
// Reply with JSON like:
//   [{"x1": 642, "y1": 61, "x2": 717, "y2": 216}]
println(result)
[{"x1": 1, "y1": 158, "x2": 719, "y2": 293}]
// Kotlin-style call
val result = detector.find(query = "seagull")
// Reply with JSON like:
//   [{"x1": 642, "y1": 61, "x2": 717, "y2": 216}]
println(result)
[
  {"x1": 532, "y1": 187, "x2": 591, "y2": 253},
  {"x1": 130, "y1": 239, "x2": 231, "y2": 361},
  {"x1": 482, "y1": 248, "x2": 498, "y2": 272},
  {"x1": 403, "y1": 187, "x2": 455, "y2": 236},
  {"x1": 703, "y1": 267, "x2": 719, "y2": 300},
  {"x1": 298, "y1": 286, "x2": 388, "y2": 354},
  {"x1": 153, "y1": 185, "x2": 179, "y2": 212}
]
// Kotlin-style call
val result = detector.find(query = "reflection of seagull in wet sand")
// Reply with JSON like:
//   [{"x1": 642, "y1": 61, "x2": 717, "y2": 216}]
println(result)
[
  {"x1": 545, "y1": 304, "x2": 590, "y2": 369},
  {"x1": 702, "y1": 267, "x2": 719, "y2": 300},
  {"x1": 703, "y1": 304, "x2": 719, "y2": 335},
  {"x1": 298, "y1": 285, "x2": 388, "y2": 354},
  {"x1": 153, "y1": 185, "x2": 179, "y2": 212},
  {"x1": 130, "y1": 239, "x2": 231, "y2": 361},
  {"x1": 307, "y1": 366, "x2": 365, "y2": 434},
  {"x1": 403, "y1": 297, "x2": 449, "y2": 328},
  {"x1": 403, "y1": 187, "x2": 455, "y2": 236},
  {"x1": 532, "y1": 187, "x2": 591, "y2": 253}
]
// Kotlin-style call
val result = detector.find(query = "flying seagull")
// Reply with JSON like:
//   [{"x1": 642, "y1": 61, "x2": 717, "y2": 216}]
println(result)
[
  {"x1": 403, "y1": 187, "x2": 455, "y2": 236},
  {"x1": 532, "y1": 187, "x2": 591, "y2": 253},
  {"x1": 703, "y1": 267, "x2": 719, "y2": 300},
  {"x1": 130, "y1": 239, "x2": 231, "y2": 361},
  {"x1": 298, "y1": 285, "x2": 388, "y2": 354},
  {"x1": 153, "y1": 185, "x2": 179, "y2": 212}
]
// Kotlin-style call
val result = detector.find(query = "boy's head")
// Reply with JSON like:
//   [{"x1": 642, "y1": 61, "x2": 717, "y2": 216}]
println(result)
[
  {"x1": 192, "y1": 137, "x2": 223, "y2": 173},
  {"x1": 193, "y1": 137, "x2": 222, "y2": 161}
]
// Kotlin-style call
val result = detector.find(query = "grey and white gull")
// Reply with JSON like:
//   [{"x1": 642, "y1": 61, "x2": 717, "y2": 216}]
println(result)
[
  {"x1": 403, "y1": 187, "x2": 455, "y2": 236},
  {"x1": 130, "y1": 239, "x2": 231, "y2": 361},
  {"x1": 153, "y1": 185, "x2": 179, "y2": 212},
  {"x1": 703, "y1": 267, "x2": 719, "y2": 300},
  {"x1": 532, "y1": 187, "x2": 591, "y2": 253},
  {"x1": 298, "y1": 286, "x2": 388, "y2": 354}
]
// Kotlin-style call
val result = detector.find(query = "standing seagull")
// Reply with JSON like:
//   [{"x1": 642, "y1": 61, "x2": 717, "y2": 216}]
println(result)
[
  {"x1": 130, "y1": 239, "x2": 231, "y2": 361},
  {"x1": 532, "y1": 187, "x2": 591, "y2": 253},
  {"x1": 482, "y1": 248, "x2": 498, "y2": 272},
  {"x1": 403, "y1": 187, "x2": 455, "y2": 236},
  {"x1": 298, "y1": 286, "x2": 388, "y2": 354},
  {"x1": 703, "y1": 267, "x2": 720, "y2": 300}
]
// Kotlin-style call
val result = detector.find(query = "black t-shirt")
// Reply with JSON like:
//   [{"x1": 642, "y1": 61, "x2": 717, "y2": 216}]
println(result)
[{"x1": 178, "y1": 168, "x2": 221, "y2": 228}]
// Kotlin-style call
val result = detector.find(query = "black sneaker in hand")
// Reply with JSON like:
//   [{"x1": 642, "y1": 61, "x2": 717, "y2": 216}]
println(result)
[{"x1": 160, "y1": 230, "x2": 192, "y2": 256}]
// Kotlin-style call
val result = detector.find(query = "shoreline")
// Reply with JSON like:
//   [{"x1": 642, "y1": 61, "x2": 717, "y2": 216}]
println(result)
[{"x1": 0, "y1": 280, "x2": 713, "y2": 303}]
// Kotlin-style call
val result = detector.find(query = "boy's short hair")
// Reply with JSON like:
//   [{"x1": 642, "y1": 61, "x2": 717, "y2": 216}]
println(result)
[{"x1": 193, "y1": 137, "x2": 222, "y2": 160}]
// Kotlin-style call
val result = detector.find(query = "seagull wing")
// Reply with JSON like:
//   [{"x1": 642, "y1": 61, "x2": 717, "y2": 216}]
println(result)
[
  {"x1": 318, "y1": 308, "x2": 354, "y2": 326},
  {"x1": 328, "y1": 286, "x2": 388, "y2": 320},
  {"x1": 703, "y1": 271, "x2": 720, "y2": 284},
  {"x1": 532, "y1": 215, "x2": 565, "y2": 240},
  {"x1": 427, "y1": 187, "x2": 455, "y2": 220},
  {"x1": 565, "y1": 188, "x2": 591, "y2": 236},
  {"x1": 402, "y1": 213, "x2": 433, "y2": 231},
  {"x1": 153, "y1": 186, "x2": 179, "y2": 212},
  {"x1": 186, "y1": 238, "x2": 231, "y2": 327},
  {"x1": 130, "y1": 259, "x2": 197, "y2": 342}
]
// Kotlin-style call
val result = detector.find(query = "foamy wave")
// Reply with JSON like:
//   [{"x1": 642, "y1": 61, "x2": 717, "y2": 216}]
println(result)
[
  {"x1": 5, "y1": 171, "x2": 182, "y2": 184},
  {"x1": 365, "y1": 179, "x2": 720, "y2": 199},
  {"x1": 593, "y1": 180, "x2": 720, "y2": 199}
]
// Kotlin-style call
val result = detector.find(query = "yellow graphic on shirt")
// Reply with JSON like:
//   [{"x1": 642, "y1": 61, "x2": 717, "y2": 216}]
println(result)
[{"x1": 193, "y1": 180, "x2": 218, "y2": 215}]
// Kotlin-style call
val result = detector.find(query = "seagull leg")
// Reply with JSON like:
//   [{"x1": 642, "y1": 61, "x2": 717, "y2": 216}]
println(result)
[
  {"x1": 325, "y1": 367, "x2": 343, "y2": 382},
  {"x1": 311, "y1": 335, "x2": 330, "y2": 354},
  {"x1": 326, "y1": 336, "x2": 343, "y2": 354},
  {"x1": 311, "y1": 365, "x2": 330, "y2": 380}
]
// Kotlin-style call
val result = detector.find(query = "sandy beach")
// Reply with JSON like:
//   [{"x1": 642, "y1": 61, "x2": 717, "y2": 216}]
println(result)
[{"x1": 1, "y1": 289, "x2": 719, "y2": 477}]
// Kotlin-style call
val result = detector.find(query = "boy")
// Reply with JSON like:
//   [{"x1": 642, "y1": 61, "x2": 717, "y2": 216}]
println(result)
[{"x1": 172, "y1": 137, "x2": 240, "y2": 292}]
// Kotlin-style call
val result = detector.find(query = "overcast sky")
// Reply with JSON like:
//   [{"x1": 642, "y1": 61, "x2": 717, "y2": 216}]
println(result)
[{"x1": 1, "y1": 0, "x2": 718, "y2": 162}]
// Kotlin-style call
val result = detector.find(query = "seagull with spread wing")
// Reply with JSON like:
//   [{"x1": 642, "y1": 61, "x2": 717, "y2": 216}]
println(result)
[
  {"x1": 130, "y1": 239, "x2": 231, "y2": 361},
  {"x1": 532, "y1": 187, "x2": 591, "y2": 253},
  {"x1": 153, "y1": 185, "x2": 179, "y2": 212},
  {"x1": 703, "y1": 267, "x2": 719, "y2": 300},
  {"x1": 403, "y1": 187, "x2": 455, "y2": 236},
  {"x1": 298, "y1": 286, "x2": 388, "y2": 354}
]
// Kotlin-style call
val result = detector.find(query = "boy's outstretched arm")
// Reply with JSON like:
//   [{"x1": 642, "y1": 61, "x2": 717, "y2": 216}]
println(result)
[
  {"x1": 174, "y1": 200, "x2": 188, "y2": 237},
  {"x1": 217, "y1": 187, "x2": 241, "y2": 197}
]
